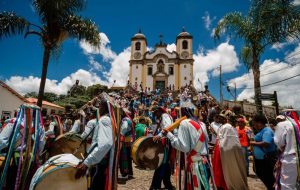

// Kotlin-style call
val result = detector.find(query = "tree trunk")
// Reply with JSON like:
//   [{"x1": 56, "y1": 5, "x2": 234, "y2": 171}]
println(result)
[
  {"x1": 37, "y1": 47, "x2": 51, "y2": 108},
  {"x1": 252, "y1": 54, "x2": 263, "y2": 114}
]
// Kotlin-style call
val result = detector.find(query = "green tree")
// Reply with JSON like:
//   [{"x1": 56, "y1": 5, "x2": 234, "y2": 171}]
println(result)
[
  {"x1": 24, "y1": 92, "x2": 38, "y2": 98},
  {"x1": 0, "y1": 0, "x2": 100, "y2": 107},
  {"x1": 43, "y1": 92, "x2": 59, "y2": 102},
  {"x1": 86, "y1": 84, "x2": 108, "y2": 98},
  {"x1": 214, "y1": 0, "x2": 300, "y2": 114}
]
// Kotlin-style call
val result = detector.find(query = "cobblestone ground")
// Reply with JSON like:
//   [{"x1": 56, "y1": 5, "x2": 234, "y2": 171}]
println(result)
[{"x1": 118, "y1": 162, "x2": 266, "y2": 190}]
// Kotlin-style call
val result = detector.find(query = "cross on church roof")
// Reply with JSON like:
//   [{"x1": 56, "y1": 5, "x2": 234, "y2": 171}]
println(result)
[{"x1": 159, "y1": 34, "x2": 163, "y2": 45}]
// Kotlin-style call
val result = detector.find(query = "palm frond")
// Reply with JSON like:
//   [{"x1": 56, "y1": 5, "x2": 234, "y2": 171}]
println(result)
[
  {"x1": 33, "y1": 0, "x2": 85, "y2": 23},
  {"x1": 240, "y1": 46, "x2": 253, "y2": 69},
  {"x1": 251, "y1": 0, "x2": 300, "y2": 42},
  {"x1": 0, "y1": 11, "x2": 29, "y2": 39},
  {"x1": 213, "y1": 12, "x2": 254, "y2": 41},
  {"x1": 61, "y1": 15, "x2": 100, "y2": 47}
]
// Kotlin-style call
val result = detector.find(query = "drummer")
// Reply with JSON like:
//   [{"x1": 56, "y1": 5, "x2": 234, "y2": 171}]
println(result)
[
  {"x1": 75, "y1": 99, "x2": 113, "y2": 190},
  {"x1": 159, "y1": 107, "x2": 215, "y2": 189},
  {"x1": 151, "y1": 106, "x2": 174, "y2": 190}
]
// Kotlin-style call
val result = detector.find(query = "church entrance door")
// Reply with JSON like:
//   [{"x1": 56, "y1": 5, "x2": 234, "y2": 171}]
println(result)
[{"x1": 156, "y1": 81, "x2": 165, "y2": 91}]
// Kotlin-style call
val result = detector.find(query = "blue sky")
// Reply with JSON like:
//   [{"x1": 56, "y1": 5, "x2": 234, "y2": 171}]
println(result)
[{"x1": 1, "y1": 0, "x2": 299, "y2": 107}]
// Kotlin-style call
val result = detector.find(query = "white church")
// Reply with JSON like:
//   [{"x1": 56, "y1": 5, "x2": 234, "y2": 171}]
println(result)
[{"x1": 128, "y1": 29, "x2": 194, "y2": 91}]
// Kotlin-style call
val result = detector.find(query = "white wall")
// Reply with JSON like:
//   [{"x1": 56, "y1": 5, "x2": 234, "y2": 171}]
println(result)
[
  {"x1": 131, "y1": 63, "x2": 142, "y2": 88},
  {"x1": 180, "y1": 63, "x2": 192, "y2": 87},
  {"x1": 0, "y1": 86, "x2": 25, "y2": 119}
]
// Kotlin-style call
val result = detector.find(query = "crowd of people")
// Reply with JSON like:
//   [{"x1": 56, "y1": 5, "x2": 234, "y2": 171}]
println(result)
[{"x1": 0, "y1": 85, "x2": 299, "y2": 190}]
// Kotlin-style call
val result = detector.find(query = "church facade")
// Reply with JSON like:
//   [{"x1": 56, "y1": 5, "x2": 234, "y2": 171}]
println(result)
[{"x1": 129, "y1": 29, "x2": 194, "y2": 91}]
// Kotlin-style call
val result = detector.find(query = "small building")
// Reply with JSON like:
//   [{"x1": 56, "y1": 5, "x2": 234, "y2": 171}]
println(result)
[
  {"x1": 26, "y1": 97, "x2": 65, "y2": 116},
  {"x1": 0, "y1": 80, "x2": 28, "y2": 120}
]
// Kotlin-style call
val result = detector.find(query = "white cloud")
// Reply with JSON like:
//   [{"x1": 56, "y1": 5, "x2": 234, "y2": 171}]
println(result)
[
  {"x1": 229, "y1": 59, "x2": 300, "y2": 108},
  {"x1": 293, "y1": 0, "x2": 300, "y2": 5},
  {"x1": 166, "y1": 43, "x2": 176, "y2": 52},
  {"x1": 271, "y1": 42, "x2": 288, "y2": 51},
  {"x1": 271, "y1": 38, "x2": 298, "y2": 52},
  {"x1": 193, "y1": 42, "x2": 240, "y2": 90},
  {"x1": 285, "y1": 42, "x2": 300, "y2": 64},
  {"x1": 80, "y1": 32, "x2": 131, "y2": 87},
  {"x1": 5, "y1": 69, "x2": 106, "y2": 95},
  {"x1": 202, "y1": 11, "x2": 216, "y2": 31},
  {"x1": 88, "y1": 57, "x2": 103, "y2": 71},
  {"x1": 80, "y1": 32, "x2": 116, "y2": 61},
  {"x1": 105, "y1": 47, "x2": 131, "y2": 86}
]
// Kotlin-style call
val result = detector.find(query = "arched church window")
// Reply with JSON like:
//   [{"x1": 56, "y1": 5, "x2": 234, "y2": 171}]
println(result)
[
  {"x1": 184, "y1": 64, "x2": 187, "y2": 68},
  {"x1": 136, "y1": 65, "x2": 138, "y2": 69},
  {"x1": 182, "y1": 40, "x2": 188, "y2": 49},
  {"x1": 184, "y1": 77, "x2": 187, "y2": 80},
  {"x1": 135, "y1": 42, "x2": 141, "y2": 50}
]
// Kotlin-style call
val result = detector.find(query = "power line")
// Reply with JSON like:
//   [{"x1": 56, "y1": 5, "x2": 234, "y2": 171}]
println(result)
[
  {"x1": 236, "y1": 73, "x2": 300, "y2": 89},
  {"x1": 260, "y1": 63, "x2": 300, "y2": 77}
]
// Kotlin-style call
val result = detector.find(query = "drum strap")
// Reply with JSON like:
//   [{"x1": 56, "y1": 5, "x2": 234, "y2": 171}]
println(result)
[{"x1": 73, "y1": 123, "x2": 96, "y2": 155}]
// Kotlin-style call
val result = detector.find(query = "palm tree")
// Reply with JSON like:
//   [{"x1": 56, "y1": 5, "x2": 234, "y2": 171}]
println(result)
[
  {"x1": 0, "y1": 0, "x2": 100, "y2": 107},
  {"x1": 214, "y1": 0, "x2": 300, "y2": 114}
]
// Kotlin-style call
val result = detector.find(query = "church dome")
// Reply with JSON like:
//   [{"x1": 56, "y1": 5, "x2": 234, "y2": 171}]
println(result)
[
  {"x1": 177, "y1": 27, "x2": 192, "y2": 38},
  {"x1": 132, "y1": 30, "x2": 146, "y2": 40}
]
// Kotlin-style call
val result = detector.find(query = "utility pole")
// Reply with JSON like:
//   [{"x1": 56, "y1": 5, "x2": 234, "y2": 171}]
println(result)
[
  {"x1": 234, "y1": 82, "x2": 237, "y2": 101},
  {"x1": 274, "y1": 91, "x2": 279, "y2": 115},
  {"x1": 219, "y1": 65, "x2": 222, "y2": 104},
  {"x1": 219, "y1": 65, "x2": 223, "y2": 105}
]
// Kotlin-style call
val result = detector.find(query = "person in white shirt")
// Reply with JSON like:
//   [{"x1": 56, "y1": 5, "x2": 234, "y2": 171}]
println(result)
[
  {"x1": 75, "y1": 99, "x2": 113, "y2": 190},
  {"x1": 69, "y1": 114, "x2": 81, "y2": 134},
  {"x1": 274, "y1": 115, "x2": 298, "y2": 190},
  {"x1": 159, "y1": 107, "x2": 215, "y2": 189},
  {"x1": 151, "y1": 106, "x2": 174, "y2": 190},
  {"x1": 210, "y1": 115, "x2": 222, "y2": 145}
]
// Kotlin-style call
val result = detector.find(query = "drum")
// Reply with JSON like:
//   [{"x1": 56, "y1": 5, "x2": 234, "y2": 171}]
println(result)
[
  {"x1": 131, "y1": 136, "x2": 165, "y2": 170},
  {"x1": 48, "y1": 133, "x2": 85, "y2": 159},
  {"x1": 30, "y1": 154, "x2": 87, "y2": 190}
]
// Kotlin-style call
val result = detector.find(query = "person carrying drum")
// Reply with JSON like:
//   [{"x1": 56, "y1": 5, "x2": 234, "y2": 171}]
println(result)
[
  {"x1": 151, "y1": 106, "x2": 174, "y2": 190},
  {"x1": 158, "y1": 107, "x2": 216, "y2": 190},
  {"x1": 75, "y1": 99, "x2": 113, "y2": 190}
]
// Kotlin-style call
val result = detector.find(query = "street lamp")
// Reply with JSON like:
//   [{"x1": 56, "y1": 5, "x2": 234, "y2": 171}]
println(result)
[{"x1": 226, "y1": 82, "x2": 237, "y2": 101}]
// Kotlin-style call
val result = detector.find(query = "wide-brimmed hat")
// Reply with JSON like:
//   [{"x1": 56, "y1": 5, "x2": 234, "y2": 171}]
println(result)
[
  {"x1": 133, "y1": 115, "x2": 152, "y2": 125},
  {"x1": 151, "y1": 106, "x2": 166, "y2": 114},
  {"x1": 276, "y1": 115, "x2": 286, "y2": 120},
  {"x1": 219, "y1": 113, "x2": 228, "y2": 119}
]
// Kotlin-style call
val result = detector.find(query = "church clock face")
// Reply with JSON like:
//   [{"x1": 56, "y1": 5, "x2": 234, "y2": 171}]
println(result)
[
  {"x1": 181, "y1": 51, "x2": 189, "y2": 59},
  {"x1": 134, "y1": 52, "x2": 142, "y2": 59}
]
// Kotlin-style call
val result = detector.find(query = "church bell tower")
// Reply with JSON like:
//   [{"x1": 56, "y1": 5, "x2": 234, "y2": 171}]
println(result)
[{"x1": 129, "y1": 30, "x2": 147, "y2": 89}]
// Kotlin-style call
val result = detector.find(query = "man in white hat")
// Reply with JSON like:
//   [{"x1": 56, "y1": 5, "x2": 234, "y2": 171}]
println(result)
[{"x1": 274, "y1": 115, "x2": 298, "y2": 190}]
